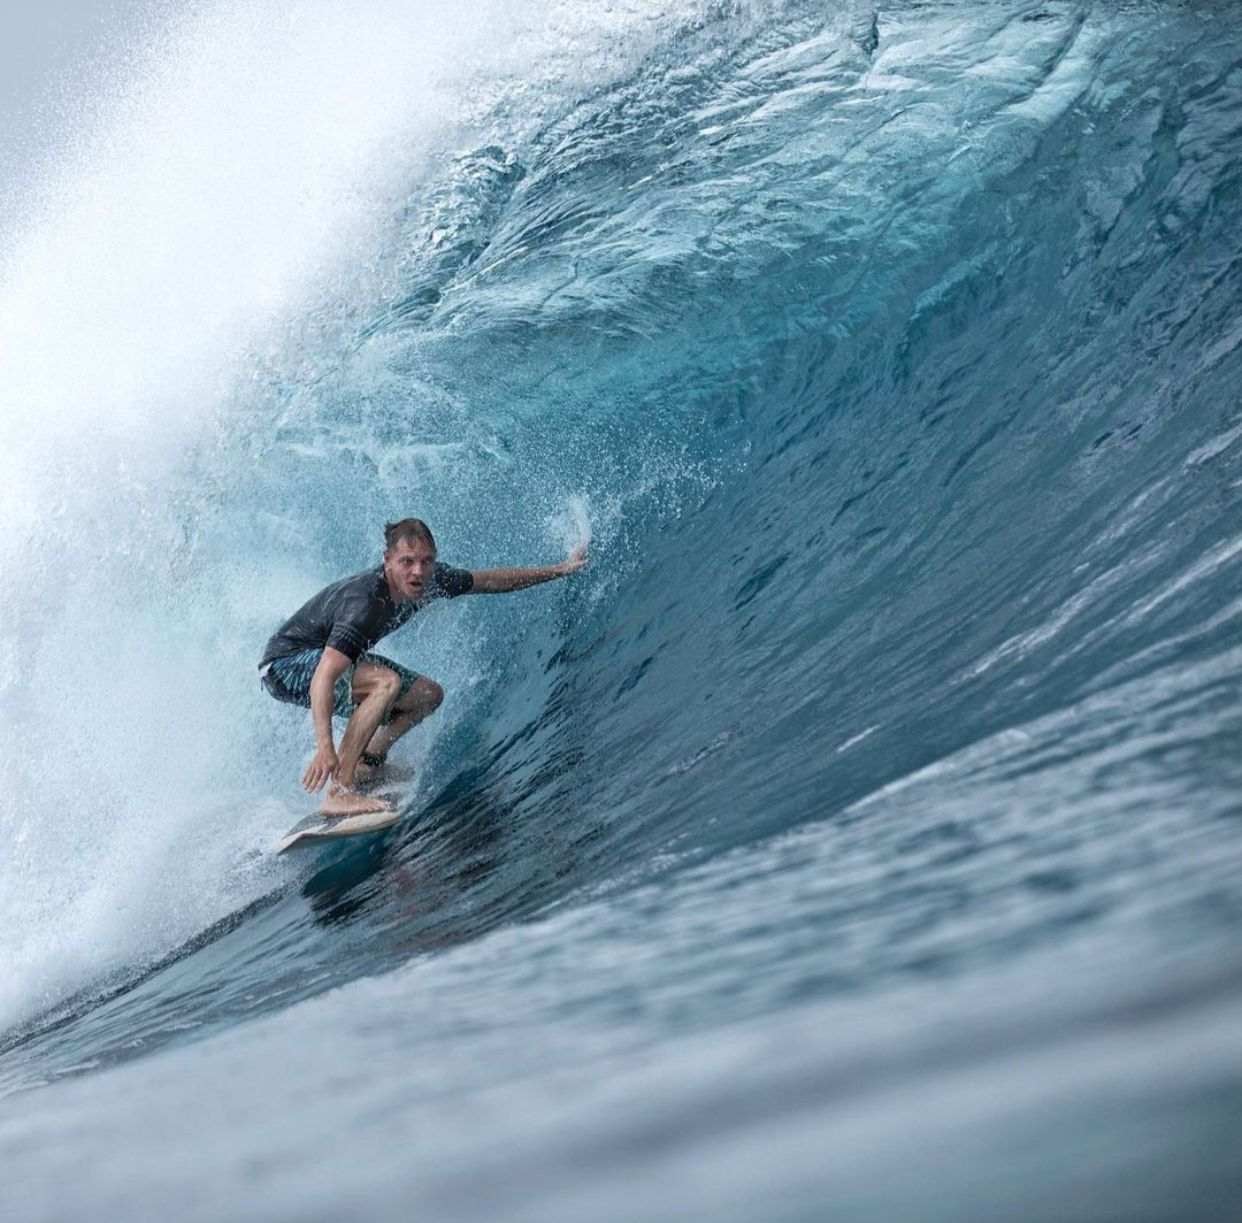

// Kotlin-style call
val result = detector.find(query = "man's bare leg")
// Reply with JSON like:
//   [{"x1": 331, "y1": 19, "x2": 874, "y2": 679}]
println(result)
[
  {"x1": 321, "y1": 664, "x2": 402, "y2": 816},
  {"x1": 356, "y1": 678, "x2": 444, "y2": 780}
]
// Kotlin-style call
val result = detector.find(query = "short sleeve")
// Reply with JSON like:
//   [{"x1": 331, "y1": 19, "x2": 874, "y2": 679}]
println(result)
[
  {"x1": 432, "y1": 562, "x2": 474, "y2": 598},
  {"x1": 325, "y1": 595, "x2": 374, "y2": 661}
]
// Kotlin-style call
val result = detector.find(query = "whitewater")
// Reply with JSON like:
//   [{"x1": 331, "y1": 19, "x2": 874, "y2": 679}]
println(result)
[{"x1": 2, "y1": 1, "x2": 1240, "y2": 1219}]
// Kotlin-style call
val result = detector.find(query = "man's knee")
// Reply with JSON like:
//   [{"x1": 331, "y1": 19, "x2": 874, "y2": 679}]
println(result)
[
  {"x1": 421, "y1": 678, "x2": 445, "y2": 711},
  {"x1": 407, "y1": 677, "x2": 444, "y2": 713},
  {"x1": 354, "y1": 664, "x2": 403, "y2": 702}
]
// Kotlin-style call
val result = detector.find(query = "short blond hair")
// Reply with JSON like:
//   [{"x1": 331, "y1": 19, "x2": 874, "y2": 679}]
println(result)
[{"x1": 383, "y1": 518, "x2": 436, "y2": 553}]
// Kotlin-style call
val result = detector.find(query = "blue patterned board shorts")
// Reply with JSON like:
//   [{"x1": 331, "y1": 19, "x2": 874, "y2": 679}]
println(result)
[{"x1": 260, "y1": 649, "x2": 420, "y2": 724}]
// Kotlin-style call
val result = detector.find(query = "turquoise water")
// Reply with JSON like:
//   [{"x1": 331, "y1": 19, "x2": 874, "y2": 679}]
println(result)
[{"x1": 2, "y1": 2, "x2": 1241, "y2": 1219}]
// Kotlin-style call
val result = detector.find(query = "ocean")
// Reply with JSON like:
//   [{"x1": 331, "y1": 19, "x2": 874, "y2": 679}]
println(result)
[{"x1": 2, "y1": 1, "x2": 1241, "y2": 1219}]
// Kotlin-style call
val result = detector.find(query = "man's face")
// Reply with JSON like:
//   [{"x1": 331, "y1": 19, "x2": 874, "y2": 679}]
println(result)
[{"x1": 384, "y1": 537, "x2": 436, "y2": 602}]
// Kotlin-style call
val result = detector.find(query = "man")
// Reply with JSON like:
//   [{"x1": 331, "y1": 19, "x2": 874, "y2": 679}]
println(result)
[{"x1": 259, "y1": 517, "x2": 587, "y2": 816}]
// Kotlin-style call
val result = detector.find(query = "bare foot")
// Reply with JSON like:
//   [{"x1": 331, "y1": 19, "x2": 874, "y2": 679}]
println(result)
[{"x1": 320, "y1": 785, "x2": 395, "y2": 817}]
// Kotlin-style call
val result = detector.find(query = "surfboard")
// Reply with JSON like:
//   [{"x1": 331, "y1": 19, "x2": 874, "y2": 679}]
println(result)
[{"x1": 276, "y1": 807, "x2": 400, "y2": 854}]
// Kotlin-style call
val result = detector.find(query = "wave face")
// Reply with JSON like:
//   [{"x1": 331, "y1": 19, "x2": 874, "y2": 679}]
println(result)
[{"x1": 3, "y1": 2, "x2": 1242, "y2": 1220}]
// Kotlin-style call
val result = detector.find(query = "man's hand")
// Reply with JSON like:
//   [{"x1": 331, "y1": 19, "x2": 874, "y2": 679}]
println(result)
[
  {"x1": 561, "y1": 542, "x2": 589, "y2": 574},
  {"x1": 303, "y1": 744, "x2": 340, "y2": 793}
]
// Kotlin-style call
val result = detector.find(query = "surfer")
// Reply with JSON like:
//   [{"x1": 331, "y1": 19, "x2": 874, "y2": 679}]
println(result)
[{"x1": 259, "y1": 517, "x2": 587, "y2": 816}]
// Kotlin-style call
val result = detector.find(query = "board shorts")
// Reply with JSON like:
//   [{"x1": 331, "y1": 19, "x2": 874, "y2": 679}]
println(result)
[{"x1": 259, "y1": 649, "x2": 420, "y2": 723}]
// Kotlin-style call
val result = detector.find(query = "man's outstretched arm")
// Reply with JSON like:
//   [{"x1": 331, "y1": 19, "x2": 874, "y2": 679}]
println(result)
[{"x1": 469, "y1": 544, "x2": 588, "y2": 594}]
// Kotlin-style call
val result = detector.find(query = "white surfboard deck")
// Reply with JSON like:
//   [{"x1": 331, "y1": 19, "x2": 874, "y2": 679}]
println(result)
[{"x1": 276, "y1": 807, "x2": 400, "y2": 854}]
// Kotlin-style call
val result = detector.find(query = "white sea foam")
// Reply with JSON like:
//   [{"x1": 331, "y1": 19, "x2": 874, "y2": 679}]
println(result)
[{"x1": 0, "y1": 0, "x2": 697, "y2": 1029}]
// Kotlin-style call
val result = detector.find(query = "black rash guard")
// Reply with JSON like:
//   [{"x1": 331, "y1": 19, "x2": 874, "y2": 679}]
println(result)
[{"x1": 258, "y1": 563, "x2": 473, "y2": 669}]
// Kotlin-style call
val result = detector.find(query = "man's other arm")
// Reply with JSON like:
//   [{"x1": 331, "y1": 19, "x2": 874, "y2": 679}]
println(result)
[{"x1": 302, "y1": 646, "x2": 353, "y2": 791}]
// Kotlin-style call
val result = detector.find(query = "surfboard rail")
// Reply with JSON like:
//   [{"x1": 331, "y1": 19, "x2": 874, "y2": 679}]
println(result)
[{"x1": 276, "y1": 808, "x2": 400, "y2": 853}]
